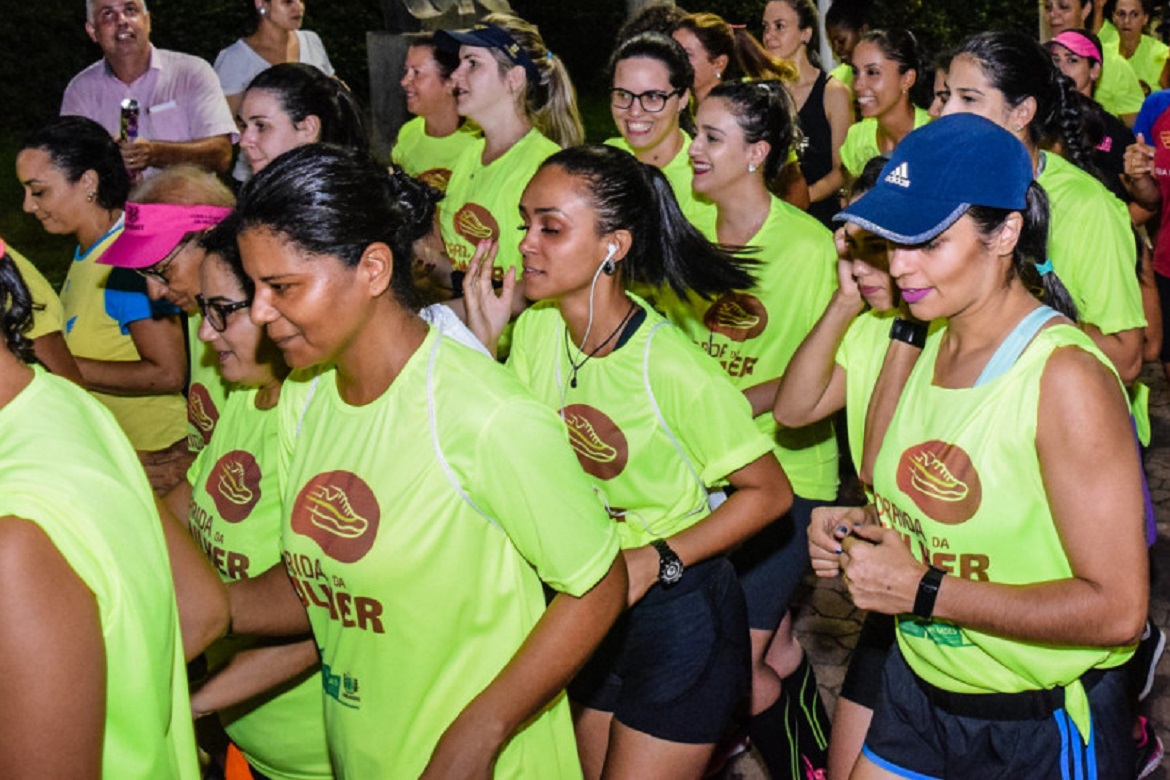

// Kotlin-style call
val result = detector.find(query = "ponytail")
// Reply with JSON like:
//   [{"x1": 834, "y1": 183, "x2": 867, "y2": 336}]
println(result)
[
  {"x1": 968, "y1": 183, "x2": 1078, "y2": 320},
  {"x1": 538, "y1": 145, "x2": 755, "y2": 299},
  {"x1": 245, "y1": 63, "x2": 369, "y2": 154},
  {"x1": 677, "y1": 12, "x2": 797, "y2": 83},
  {"x1": 0, "y1": 245, "x2": 35, "y2": 364},
  {"x1": 707, "y1": 79, "x2": 799, "y2": 190},
  {"x1": 483, "y1": 13, "x2": 585, "y2": 148}
]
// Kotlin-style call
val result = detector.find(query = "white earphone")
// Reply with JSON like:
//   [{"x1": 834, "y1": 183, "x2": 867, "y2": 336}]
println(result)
[{"x1": 601, "y1": 242, "x2": 618, "y2": 275}]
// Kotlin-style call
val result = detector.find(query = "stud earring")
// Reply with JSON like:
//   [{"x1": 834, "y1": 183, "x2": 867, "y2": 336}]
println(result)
[
  {"x1": 715, "y1": 70, "x2": 722, "y2": 80},
  {"x1": 259, "y1": 6, "x2": 267, "y2": 15},
  {"x1": 86, "y1": 191, "x2": 96, "y2": 203},
  {"x1": 748, "y1": 163, "x2": 758, "y2": 174}
]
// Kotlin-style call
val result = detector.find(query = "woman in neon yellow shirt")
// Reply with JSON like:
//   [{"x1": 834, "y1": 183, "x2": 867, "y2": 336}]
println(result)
[
  {"x1": 1113, "y1": 0, "x2": 1169, "y2": 93},
  {"x1": 678, "y1": 78, "x2": 837, "y2": 778},
  {"x1": 466, "y1": 143, "x2": 792, "y2": 778},
  {"x1": 218, "y1": 144, "x2": 626, "y2": 779},
  {"x1": 813, "y1": 112, "x2": 1146, "y2": 780},
  {"x1": 0, "y1": 237, "x2": 199, "y2": 778},
  {"x1": 839, "y1": 29, "x2": 929, "y2": 178},
  {"x1": 435, "y1": 14, "x2": 583, "y2": 286}
]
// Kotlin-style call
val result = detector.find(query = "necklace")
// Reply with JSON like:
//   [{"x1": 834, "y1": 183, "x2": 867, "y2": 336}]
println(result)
[{"x1": 564, "y1": 301, "x2": 638, "y2": 389}]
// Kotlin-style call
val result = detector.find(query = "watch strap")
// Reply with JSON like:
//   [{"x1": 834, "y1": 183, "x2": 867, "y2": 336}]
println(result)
[
  {"x1": 890, "y1": 317, "x2": 928, "y2": 349},
  {"x1": 913, "y1": 565, "x2": 945, "y2": 619}
]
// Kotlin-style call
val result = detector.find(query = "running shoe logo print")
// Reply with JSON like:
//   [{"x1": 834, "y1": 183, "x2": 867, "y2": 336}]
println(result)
[
  {"x1": 704, "y1": 293, "x2": 768, "y2": 341},
  {"x1": 561, "y1": 404, "x2": 629, "y2": 480},
  {"x1": 188, "y1": 382, "x2": 219, "y2": 449},
  {"x1": 290, "y1": 472, "x2": 381, "y2": 563},
  {"x1": 453, "y1": 203, "x2": 499, "y2": 243},
  {"x1": 895, "y1": 440, "x2": 982, "y2": 524},
  {"x1": 209, "y1": 450, "x2": 261, "y2": 523},
  {"x1": 417, "y1": 168, "x2": 453, "y2": 193}
]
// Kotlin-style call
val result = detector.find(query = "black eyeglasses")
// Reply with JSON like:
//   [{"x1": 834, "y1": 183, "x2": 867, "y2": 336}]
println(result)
[
  {"x1": 196, "y1": 294, "x2": 251, "y2": 332},
  {"x1": 137, "y1": 230, "x2": 201, "y2": 286},
  {"x1": 610, "y1": 87, "x2": 684, "y2": 113}
]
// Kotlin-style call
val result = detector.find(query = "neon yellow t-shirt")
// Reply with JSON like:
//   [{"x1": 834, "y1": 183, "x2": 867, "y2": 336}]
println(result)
[
  {"x1": 509, "y1": 298, "x2": 776, "y2": 549},
  {"x1": 59, "y1": 222, "x2": 187, "y2": 450},
  {"x1": 1125, "y1": 34, "x2": 1169, "y2": 95},
  {"x1": 839, "y1": 107, "x2": 931, "y2": 177},
  {"x1": 829, "y1": 61, "x2": 853, "y2": 91},
  {"x1": 1099, "y1": 20, "x2": 1120, "y2": 48},
  {"x1": 872, "y1": 323, "x2": 1133, "y2": 741},
  {"x1": 391, "y1": 116, "x2": 480, "y2": 193},
  {"x1": 0, "y1": 367, "x2": 198, "y2": 779},
  {"x1": 277, "y1": 329, "x2": 619, "y2": 779},
  {"x1": 1039, "y1": 151, "x2": 1145, "y2": 335},
  {"x1": 658, "y1": 197, "x2": 839, "y2": 500},
  {"x1": 9, "y1": 245, "x2": 64, "y2": 341},
  {"x1": 835, "y1": 308, "x2": 897, "y2": 476},
  {"x1": 835, "y1": 310, "x2": 945, "y2": 475},
  {"x1": 1097, "y1": 47, "x2": 1146, "y2": 117},
  {"x1": 187, "y1": 386, "x2": 331, "y2": 780},
  {"x1": 439, "y1": 128, "x2": 558, "y2": 276},
  {"x1": 605, "y1": 134, "x2": 717, "y2": 233},
  {"x1": 187, "y1": 312, "x2": 232, "y2": 453}
]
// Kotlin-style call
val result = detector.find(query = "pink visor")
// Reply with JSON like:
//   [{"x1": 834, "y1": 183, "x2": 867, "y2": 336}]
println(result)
[
  {"x1": 100, "y1": 202, "x2": 232, "y2": 269},
  {"x1": 1046, "y1": 31, "x2": 1102, "y2": 64}
]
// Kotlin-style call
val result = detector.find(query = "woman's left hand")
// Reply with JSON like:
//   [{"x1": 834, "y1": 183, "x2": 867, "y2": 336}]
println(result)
[
  {"x1": 622, "y1": 545, "x2": 659, "y2": 606},
  {"x1": 839, "y1": 523, "x2": 925, "y2": 615}
]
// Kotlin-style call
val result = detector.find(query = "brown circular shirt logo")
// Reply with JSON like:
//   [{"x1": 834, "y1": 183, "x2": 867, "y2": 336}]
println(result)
[
  {"x1": 896, "y1": 440, "x2": 982, "y2": 525},
  {"x1": 418, "y1": 168, "x2": 453, "y2": 193},
  {"x1": 188, "y1": 383, "x2": 219, "y2": 449},
  {"x1": 453, "y1": 203, "x2": 499, "y2": 244},
  {"x1": 209, "y1": 450, "x2": 262, "y2": 523},
  {"x1": 704, "y1": 293, "x2": 768, "y2": 342},
  {"x1": 561, "y1": 404, "x2": 629, "y2": 481},
  {"x1": 290, "y1": 471, "x2": 381, "y2": 563}
]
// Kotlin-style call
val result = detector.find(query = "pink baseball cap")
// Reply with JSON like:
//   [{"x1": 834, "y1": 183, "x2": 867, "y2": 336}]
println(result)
[
  {"x1": 1045, "y1": 30, "x2": 1102, "y2": 64},
  {"x1": 100, "y1": 202, "x2": 233, "y2": 269}
]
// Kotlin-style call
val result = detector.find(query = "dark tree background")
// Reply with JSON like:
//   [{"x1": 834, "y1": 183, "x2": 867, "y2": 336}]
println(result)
[{"x1": 5, "y1": 0, "x2": 1038, "y2": 135}]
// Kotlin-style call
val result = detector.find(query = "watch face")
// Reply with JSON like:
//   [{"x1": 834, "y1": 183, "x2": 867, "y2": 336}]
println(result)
[{"x1": 660, "y1": 557, "x2": 684, "y2": 585}]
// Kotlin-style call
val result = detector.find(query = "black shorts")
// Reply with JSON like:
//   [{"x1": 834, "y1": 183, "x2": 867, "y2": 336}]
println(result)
[
  {"x1": 863, "y1": 646, "x2": 1134, "y2": 779},
  {"x1": 839, "y1": 611, "x2": 897, "y2": 708},
  {"x1": 732, "y1": 495, "x2": 827, "y2": 630},
  {"x1": 568, "y1": 557, "x2": 750, "y2": 744}
]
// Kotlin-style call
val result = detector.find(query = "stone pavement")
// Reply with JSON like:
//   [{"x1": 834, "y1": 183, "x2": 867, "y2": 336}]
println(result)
[{"x1": 721, "y1": 361, "x2": 1170, "y2": 779}]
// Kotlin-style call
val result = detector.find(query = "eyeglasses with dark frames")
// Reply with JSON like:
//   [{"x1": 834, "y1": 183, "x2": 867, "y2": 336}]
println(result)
[
  {"x1": 195, "y1": 294, "x2": 251, "y2": 332},
  {"x1": 610, "y1": 87, "x2": 685, "y2": 113},
  {"x1": 136, "y1": 230, "x2": 204, "y2": 286}
]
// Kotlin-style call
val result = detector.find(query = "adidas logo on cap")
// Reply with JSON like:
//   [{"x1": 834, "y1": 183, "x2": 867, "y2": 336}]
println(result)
[{"x1": 884, "y1": 161, "x2": 911, "y2": 188}]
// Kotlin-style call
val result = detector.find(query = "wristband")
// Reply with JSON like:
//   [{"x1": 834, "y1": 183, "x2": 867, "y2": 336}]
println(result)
[
  {"x1": 913, "y1": 566, "x2": 945, "y2": 619},
  {"x1": 890, "y1": 317, "x2": 928, "y2": 349}
]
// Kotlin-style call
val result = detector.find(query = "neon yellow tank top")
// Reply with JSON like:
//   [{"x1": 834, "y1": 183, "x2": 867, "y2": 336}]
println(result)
[{"x1": 873, "y1": 321, "x2": 1134, "y2": 741}]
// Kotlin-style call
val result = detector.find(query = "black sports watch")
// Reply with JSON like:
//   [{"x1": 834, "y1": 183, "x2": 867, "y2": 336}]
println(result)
[
  {"x1": 890, "y1": 317, "x2": 928, "y2": 349},
  {"x1": 913, "y1": 566, "x2": 945, "y2": 619},
  {"x1": 651, "y1": 539, "x2": 684, "y2": 588}
]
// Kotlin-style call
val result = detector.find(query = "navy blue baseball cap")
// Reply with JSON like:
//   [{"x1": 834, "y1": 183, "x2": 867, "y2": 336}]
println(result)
[
  {"x1": 435, "y1": 24, "x2": 542, "y2": 84},
  {"x1": 836, "y1": 113, "x2": 1034, "y2": 244}
]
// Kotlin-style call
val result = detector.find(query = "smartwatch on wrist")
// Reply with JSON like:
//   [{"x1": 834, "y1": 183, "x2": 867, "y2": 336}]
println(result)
[
  {"x1": 913, "y1": 566, "x2": 945, "y2": 619},
  {"x1": 890, "y1": 317, "x2": 928, "y2": 349},
  {"x1": 651, "y1": 539, "x2": 684, "y2": 588}
]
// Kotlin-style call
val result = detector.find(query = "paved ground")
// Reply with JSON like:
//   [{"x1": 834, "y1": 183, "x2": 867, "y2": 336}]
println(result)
[{"x1": 722, "y1": 361, "x2": 1170, "y2": 779}]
